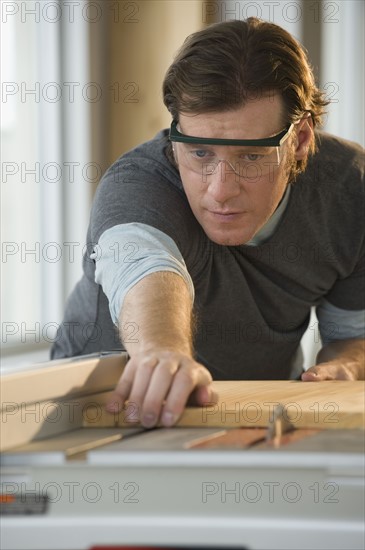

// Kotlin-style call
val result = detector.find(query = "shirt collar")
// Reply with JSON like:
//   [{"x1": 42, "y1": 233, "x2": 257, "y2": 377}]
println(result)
[{"x1": 245, "y1": 185, "x2": 291, "y2": 247}]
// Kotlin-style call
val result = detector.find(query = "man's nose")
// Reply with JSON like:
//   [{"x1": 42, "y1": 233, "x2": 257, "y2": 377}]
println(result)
[{"x1": 205, "y1": 161, "x2": 241, "y2": 202}]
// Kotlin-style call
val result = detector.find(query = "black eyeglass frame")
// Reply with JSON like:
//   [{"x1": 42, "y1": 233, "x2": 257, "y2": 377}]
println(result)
[{"x1": 169, "y1": 119, "x2": 295, "y2": 147}]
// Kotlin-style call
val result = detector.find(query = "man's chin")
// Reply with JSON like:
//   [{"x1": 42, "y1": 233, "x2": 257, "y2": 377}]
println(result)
[
  {"x1": 204, "y1": 228, "x2": 253, "y2": 246},
  {"x1": 215, "y1": 238, "x2": 249, "y2": 246}
]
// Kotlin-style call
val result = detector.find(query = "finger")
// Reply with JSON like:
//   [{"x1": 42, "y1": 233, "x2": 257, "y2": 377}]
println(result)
[
  {"x1": 301, "y1": 365, "x2": 336, "y2": 381},
  {"x1": 105, "y1": 357, "x2": 137, "y2": 412},
  {"x1": 140, "y1": 357, "x2": 181, "y2": 427},
  {"x1": 188, "y1": 384, "x2": 219, "y2": 406},
  {"x1": 127, "y1": 355, "x2": 162, "y2": 424},
  {"x1": 301, "y1": 368, "x2": 322, "y2": 381},
  {"x1": 161, "y1": 364, "x2": 213, "y2": 427},
  {"x1": 306, "y1": 363, "x2": 355, "y2": 380}
]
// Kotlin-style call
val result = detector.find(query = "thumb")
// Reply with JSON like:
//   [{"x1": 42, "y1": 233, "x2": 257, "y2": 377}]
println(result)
[{"x1": 301, "y1": 366, "x2": 327, "y2": 381}]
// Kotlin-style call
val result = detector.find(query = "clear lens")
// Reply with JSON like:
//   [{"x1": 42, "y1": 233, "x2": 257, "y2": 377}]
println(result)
[{"x1": 177, "y1": 143, "x2": 281, "y2": 180}]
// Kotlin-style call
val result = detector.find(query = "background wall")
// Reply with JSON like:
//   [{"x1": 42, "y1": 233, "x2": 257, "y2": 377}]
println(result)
[{"x1": 91, "y1": 0, "x2": 215, "y2": 168}]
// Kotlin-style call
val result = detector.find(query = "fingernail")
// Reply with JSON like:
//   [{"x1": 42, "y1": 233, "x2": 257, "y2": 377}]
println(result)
[
  {"x1": 162, "y1": 412, "x2": 177, "y2": 427},
  {"x1": 142, "y1": 413, "x2": 156, "y2": 428}
]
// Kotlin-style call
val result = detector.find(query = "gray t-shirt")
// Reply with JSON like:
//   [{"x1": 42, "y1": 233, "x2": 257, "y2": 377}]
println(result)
[{"x1": 51, "y1": 130, "x2": 365, "y2": 380}]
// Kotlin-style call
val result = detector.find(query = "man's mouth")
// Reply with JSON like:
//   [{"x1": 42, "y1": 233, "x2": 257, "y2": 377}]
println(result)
[{"x1": 208, "y1": 210, "x2": 246, "y2": 221}]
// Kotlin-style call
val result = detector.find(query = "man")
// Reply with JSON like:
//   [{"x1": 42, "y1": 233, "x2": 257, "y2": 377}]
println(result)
[{"x1": 52, "y1": 18, "x2": 365, "y2": 428}]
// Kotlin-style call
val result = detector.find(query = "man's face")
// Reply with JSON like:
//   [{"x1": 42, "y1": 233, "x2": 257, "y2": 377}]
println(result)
[{"x1": 174, "y1": 95, "x2": 296, "y2": 246}]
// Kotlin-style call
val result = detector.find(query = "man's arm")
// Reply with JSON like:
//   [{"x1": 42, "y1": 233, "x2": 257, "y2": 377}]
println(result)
[
  {"x1": 106, "y1": 271, "x2": 217, "y2": 427},
  {"x1": 302, "y1": 338, "x2": 365, "y2": 381}
]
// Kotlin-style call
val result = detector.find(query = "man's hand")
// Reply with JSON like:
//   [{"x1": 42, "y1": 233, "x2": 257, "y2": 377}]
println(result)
[
  {"x1": 301, "y1": 361, "x2": 357, "y2": 381},
  {"x1": 105, "y1": 271, "x2": 218, "y2": 427},
  {"x1": 106, "y1": 349, "x2": 218, "y2": 427},
  {"x1": 301, "y1": 338, "x2": 364, "y2": 381}
]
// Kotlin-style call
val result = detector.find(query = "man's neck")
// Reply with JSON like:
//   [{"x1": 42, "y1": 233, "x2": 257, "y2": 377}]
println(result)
[{"x1": 246, "y1": 185, "x2": 291, "y2": 247}]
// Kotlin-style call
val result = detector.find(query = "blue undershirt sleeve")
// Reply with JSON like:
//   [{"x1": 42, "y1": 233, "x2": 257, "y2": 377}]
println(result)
[
  {"x1": 90, "y1": 223, "x2": 195, "y2": 325},
  {"x1": 316, "y1": 299, "x2": 365, "y2": 345}
]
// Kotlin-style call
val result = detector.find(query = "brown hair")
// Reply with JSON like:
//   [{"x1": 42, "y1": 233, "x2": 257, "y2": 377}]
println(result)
[{"x1": 163, "y1": 18, "x2": 329, "y2": 178}]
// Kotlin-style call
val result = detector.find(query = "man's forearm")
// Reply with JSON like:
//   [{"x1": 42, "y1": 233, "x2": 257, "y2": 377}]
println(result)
[
  {"x1": 316, "y1": 338, "x2": 365, "y2": 380},
  {"x1": 119, "y1": 271, "x2": 194, "y2": 357},
  {"x1": 108, "y1": 271, "x2": 215, "y2": 427}
]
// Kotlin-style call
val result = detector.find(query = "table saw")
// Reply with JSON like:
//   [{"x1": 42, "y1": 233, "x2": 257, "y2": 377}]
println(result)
[{"x1": 1, "y1": 352, "x2": 364, "y2": 550}]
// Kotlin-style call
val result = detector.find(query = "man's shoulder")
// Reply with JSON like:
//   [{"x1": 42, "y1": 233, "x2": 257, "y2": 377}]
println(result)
[
  {"x1": 122, "y1": 128, "x2": 169, "y2": 157},
  {"x1": 113, "y1": 129, "x2": 173, "y2": 170},
  {"x1": 99, "y1": 128, "x2": 185, "y2": 195},
  {"x1": 300, "y1": 131, "x2": 364, "y2": 199},
  {"x1": 315, "y1": 131, "x2": 364, "y2": 164}
]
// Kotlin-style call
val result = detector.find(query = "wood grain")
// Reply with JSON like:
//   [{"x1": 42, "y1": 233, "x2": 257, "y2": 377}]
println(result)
[{"x1": 83, "y1": 381, "x2": 365, "y2": 430}]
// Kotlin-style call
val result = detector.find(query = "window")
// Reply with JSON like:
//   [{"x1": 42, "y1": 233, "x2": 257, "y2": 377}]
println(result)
[{"x1": 1, "y1": 2, "x2": 93, "y2": 367}]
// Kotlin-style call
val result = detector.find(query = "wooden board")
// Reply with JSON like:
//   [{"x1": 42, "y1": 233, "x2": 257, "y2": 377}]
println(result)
[
  {"x1": 1, "y1": 359, "x2": 364, "y2": 452},
  {"x1": 1, "y1": 353, "x2": 127, "y2": 406},
  {"x1": 83, "y1": 381, "x2": 365, "y2": 430},
  {"x1": 0, "y1": 392, "x2": 113, "y2": 452},
  {"x1": 0, "y1": 354, "x2": 128, "y2": 451}
]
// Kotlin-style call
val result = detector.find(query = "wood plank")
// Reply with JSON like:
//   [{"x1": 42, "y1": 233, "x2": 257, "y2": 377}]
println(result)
[
  {"x1": 2, "y1": 373, "x2": 364, "y2": 452},
  {"x1": 1, "y1": 355, "x2": 127, "y2": 450},
  {"x1": 0, "y1": 392, "x2": 112, "y2": 452},
  {"x1": 183, "y1": 380, "x2": 365, "y2": 429},
  {"x1": 1, "y1": 353, "x2": 127, "y2": 406},
  {"x1": 83, "y1": 381, "x2": 365, "y2": 430}
]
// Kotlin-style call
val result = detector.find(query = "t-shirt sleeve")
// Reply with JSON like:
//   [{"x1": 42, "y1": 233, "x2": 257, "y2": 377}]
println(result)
[
  {"x1": 88, "y1": 148, "x2": 203, "y2": 323},
  {"x1": 316, "y1": 299, "x2": 365, "y2": 344},
  {"x1": 91, "y1": 223, "x2": 195, "y2": 324}
]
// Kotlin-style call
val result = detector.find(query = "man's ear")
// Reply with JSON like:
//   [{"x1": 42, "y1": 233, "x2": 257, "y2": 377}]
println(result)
[{"x1": 295, "y1": 116, "x2": 314, "y2": 160}]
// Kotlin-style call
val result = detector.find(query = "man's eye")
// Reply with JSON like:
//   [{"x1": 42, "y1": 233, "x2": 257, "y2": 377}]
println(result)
[
  {"x1": 191, "y1": 150, "x2": 211, "y2": 159},
  {"x1": 244, "y1": 153, "x2": 263, "y2": 162}
]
